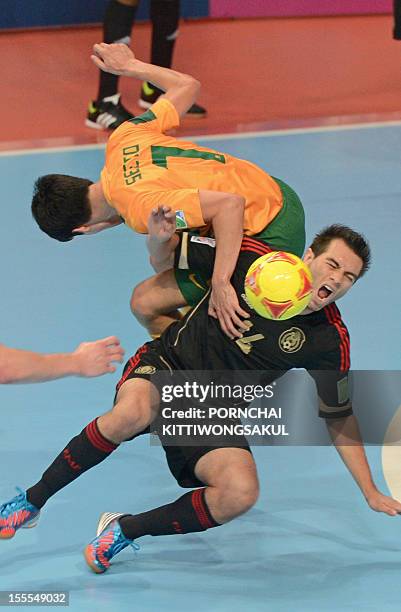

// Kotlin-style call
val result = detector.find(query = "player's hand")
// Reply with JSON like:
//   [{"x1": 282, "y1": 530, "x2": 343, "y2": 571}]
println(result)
[
  {"x1": 148, "y1": 206, "x2": 176, "y2": 243},
  {"x1": 366, "y1": 490, "x2": 401, "y2": 516},
  {"x1": 73, "y1": 336, "x2": 125, "y2": 377},
  {"x1": 91, "y1": 43, "x2": 139, "y2": 76},
  {"x1": 209, "y1": 281, "x2": 250, "y2": 339}
]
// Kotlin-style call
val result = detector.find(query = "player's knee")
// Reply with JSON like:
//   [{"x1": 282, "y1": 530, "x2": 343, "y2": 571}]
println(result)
[
  {"x1": 218, "y1": 475, "x2": 259, "y2": 519},
  {"x1": 231, "y1": 478, "x2": 259, "y2": 515},
  {"x1": 130, "y1": 280, "x2": 156, "y2": 321},
  {"x1": 118, "y1": 403, "x2": 150, "y2": 438},
  {"x1": 101, "y1": 401, "x2": 151, "y2": 442}
]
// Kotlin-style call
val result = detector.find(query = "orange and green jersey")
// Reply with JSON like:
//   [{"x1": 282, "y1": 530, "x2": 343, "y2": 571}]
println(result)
[{"x1": 101, "y1": 97, "x2": 284, "y2": 234}]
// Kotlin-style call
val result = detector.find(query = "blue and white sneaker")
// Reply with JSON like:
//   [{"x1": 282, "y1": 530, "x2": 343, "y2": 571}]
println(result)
[
  {"x1": 0, "y1": 488, "x2": 40, "y2": 540},
  {"x1": 84, "y1": 512, "x2": 139, "y2": 574}
]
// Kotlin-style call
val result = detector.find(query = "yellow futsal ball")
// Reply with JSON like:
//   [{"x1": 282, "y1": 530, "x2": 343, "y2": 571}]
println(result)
[{"x1": 244, "y1": 251, "x2": 313, "y2": 320}]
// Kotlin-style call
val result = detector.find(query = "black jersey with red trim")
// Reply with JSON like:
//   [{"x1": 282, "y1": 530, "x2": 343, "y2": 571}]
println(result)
[{"x1": 159, "y1": 233, "x2": 352, "y2": 418}]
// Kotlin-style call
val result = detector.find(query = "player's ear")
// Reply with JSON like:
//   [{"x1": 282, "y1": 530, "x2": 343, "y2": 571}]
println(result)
[
  {"x1": 73, "y1": 224, "x2": 93, "y2": 235},
  {"x1": 73, "y1": 218, "x2": 123, "y2": 236},
  {"x1": 302, "y1": 248, "x2": 315, "y2": 266}
]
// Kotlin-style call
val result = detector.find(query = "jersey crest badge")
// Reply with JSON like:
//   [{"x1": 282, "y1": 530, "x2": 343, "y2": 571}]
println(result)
[
  {"x1": 134, "y1": 365, "x2": 157, "y2": 375},
  {"x1": 279, "y1": 328, "x2": 306, "y2": 353},
  {"x1": 175, "y1": 210, "x2": 188, "y2": 230}
]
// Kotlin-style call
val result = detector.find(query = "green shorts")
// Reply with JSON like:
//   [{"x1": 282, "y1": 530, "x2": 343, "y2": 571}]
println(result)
[{"x1": 175, "y1": 177, "x2": 306, "y2": 306}]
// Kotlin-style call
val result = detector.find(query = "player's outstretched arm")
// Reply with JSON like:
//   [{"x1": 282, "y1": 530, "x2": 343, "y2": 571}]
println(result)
[
  {"x1": 147, "y1": 206, "x2": 179, "y2": 272},
  {"x1": 91, "y1": 43, "x2": 200, "y2": 118},
  {"x1": 326, "y1": 415, "x2": 401, "y2": 516},
  {"x1": 0, "y1": 337, "x2": 124, "y2": 384}
]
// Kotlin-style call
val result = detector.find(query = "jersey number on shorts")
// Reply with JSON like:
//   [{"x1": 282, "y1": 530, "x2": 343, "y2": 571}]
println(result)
[{"x1": 151, "y1": 146, "x2": 226, "y2": 169}]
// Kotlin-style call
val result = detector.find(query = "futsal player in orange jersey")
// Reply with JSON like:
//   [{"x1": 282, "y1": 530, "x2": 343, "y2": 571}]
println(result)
[{"x1": 32, "y1": 44, "x2": 305, "y2": 338}]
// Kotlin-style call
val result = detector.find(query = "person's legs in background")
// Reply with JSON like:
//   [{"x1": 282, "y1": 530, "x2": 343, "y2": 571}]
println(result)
[
  {"x1": 86, "y1": 0, "x2": 139, "y2": 129},
  {"x1": 138, "y1": 0, "x2": 206, "y2": 117},
  {"x1": 86, "y1": 0, "x2": 206, "y2": 130}
]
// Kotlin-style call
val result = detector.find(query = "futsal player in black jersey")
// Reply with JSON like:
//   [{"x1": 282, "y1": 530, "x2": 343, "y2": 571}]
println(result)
[{"x1": 1, "y1": 207, "x2": 400, "y2": 573}]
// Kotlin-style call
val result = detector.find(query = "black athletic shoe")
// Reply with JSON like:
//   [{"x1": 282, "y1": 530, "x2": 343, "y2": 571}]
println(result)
[
  {"x1": 139, "y1": 82, "x2": 207, "y2": 118},
  {"x1": 85, "y1": 94, "x2": 134, "y2": 130}
]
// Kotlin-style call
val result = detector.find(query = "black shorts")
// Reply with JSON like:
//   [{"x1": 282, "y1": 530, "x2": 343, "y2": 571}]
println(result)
[{"x1": 115, "y1": 341, "x2": 252, "y2": 488}]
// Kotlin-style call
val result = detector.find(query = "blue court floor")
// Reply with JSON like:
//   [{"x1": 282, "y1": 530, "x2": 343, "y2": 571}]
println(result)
[{"x1": 0, "y1": 123, "x2": 401, "y2": 611}]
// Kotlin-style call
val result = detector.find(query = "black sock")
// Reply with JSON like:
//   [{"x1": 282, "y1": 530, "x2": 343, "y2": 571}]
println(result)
[
  {"x1": 150, "y1": 0, "x2": 180, "y2": 68},
  {"x1": 119, "y1": 487, "x2": 219, "y2": 540},
  {"x1": 395, "y1": 0, "x2": 401, "y2": 39},
  {"x1": 27, "y1": 419, "x2": 118, "y2": 509},
  {"x1": 97, "y1": 0, "x2": 138, "y2": 101}
]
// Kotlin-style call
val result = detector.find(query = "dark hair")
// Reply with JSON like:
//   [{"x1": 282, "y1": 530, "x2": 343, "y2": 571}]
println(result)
[
  {"x1": 31, "y1": 174, "x2": 93, "y2": 242},
  {"x1": 310, "y1": 224, "x2": 371, "y2": 278}
]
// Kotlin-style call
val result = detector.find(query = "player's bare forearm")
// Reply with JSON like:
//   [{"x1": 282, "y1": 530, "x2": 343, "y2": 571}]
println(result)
[
  {"x1": 327, "y1": 414, "x2": 401, "y2": 516},
  {"x1": 210, "y1": 197, "x2": 245, "y2": 287},
  {"x1": 326, "y1": 415, "x2": 377, "y2": 498},
  {"x1": 326, "y1": 416, "x2": 376, "y2": 497},
  {"x1": 0, "y1": 347, "x2": 78, "y2": 384},
  {"x1": 147, "y1": 206, "x2": 179, "y2": 272},
  {"x1": 148, "y1": 234, "x2": 179, "y2": 272},
  {"x1": 91, "y1": 43, "x2": 200, "y2": 117},
  {"x1": 197, "y1": 191, "x2": 249, "y2": 337},
  {"x1": 0, "y1": 338, "x2": 124, "y2": 383},
  {"x1": 132, "y1": 63, "x2": 200, "y2": 118}
]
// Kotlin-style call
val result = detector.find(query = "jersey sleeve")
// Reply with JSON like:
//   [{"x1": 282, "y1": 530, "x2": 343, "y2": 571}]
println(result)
[
  {"x1": 123, "y1": 97, "x2": 180, "y2": 134},
  {"x1": 308, "y1": 370, "x2": 353, "y2": 419},
  {"x1": 174, "y1": 233, "x2": 216, "y2": 276},
  {"x1": 125, "y1": 188, "x2": 206, "y2": 233}
]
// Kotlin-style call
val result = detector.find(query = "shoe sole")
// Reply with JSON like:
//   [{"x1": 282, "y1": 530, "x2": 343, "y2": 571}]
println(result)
[
  {"x1": 138, "y1": 99, "x2": 206, "y2": 118},
  {"x1": 0, "y1": 529, "x2": 16, "y2": 540},
  {"x1": 0, "y1": 515, "x2": 39, "y2": 539},
  {"x1": 83, "y1": 545, "x2": 106, "y2": 574}
]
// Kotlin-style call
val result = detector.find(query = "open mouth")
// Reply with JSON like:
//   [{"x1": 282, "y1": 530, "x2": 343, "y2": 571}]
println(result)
[{"x1": 317, "y1": 284, "x2": 334, "y2": 300}]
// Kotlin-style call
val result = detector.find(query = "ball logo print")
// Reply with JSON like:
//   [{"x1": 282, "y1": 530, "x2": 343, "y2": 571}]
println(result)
[{"x1": 244, "y1": 251, "x2": 313, "y2": 320}]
